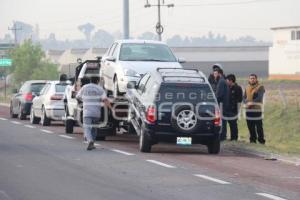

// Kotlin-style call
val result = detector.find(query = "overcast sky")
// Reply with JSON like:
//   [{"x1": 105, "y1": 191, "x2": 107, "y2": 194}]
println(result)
[{"x1": 0, "y1": 0, "x2": 299, "y2": 42}]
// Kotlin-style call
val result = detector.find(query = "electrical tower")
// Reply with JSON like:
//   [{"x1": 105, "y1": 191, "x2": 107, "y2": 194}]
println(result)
[
  {"x1": 144, "y1": 0, "x2": 174, "y2": 41},
  {"x1": 8, "y1": 22, "x2": 22, "y2": 46}
]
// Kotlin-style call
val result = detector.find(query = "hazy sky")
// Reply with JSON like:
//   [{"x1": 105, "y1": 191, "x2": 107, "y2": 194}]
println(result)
[{"x1": 0, "y1": 0, "x2": 299, "y2": 42}]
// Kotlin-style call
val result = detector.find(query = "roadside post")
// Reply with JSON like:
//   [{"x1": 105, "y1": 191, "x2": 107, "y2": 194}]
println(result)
[{"x1": 0, "y1": 58, "x2": 12, "y2": 101}]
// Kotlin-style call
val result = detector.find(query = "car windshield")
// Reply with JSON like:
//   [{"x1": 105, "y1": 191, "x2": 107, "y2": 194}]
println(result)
[
  {"x1": 119, "y1": 43, "x2": 177, "y2": 62},
  {"x1": 55, "y1": 84, "x2": 68, "y2": 93},
  {"x1": 30, "y1": 83, "x2": 46, "y2": 93}
]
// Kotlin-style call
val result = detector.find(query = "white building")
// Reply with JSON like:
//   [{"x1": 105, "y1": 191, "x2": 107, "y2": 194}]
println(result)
[{"x1": 269, "y1": 26, "x2": 300, "y2": 79}]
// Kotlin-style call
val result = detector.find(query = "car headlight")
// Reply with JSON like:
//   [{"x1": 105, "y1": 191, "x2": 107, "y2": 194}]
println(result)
[{"x1": 123, "y1": 69, "x2": 140, "y2": 77}]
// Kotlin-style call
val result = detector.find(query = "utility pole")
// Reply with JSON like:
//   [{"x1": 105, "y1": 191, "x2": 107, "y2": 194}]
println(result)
[
  {"x1": 145, "y1": 0, "x2": 174, "y2": 41},
  {"x1": 123, "y1": 0, "x2": 130, "y2": 39},
  {"x1": 8, "y1": 22, "x2": 22, "y2": 46}
]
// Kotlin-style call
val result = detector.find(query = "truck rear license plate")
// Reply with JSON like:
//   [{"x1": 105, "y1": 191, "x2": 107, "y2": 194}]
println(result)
[{"x1": 176, "y1": 137, "x2": 192, "y2": 146}]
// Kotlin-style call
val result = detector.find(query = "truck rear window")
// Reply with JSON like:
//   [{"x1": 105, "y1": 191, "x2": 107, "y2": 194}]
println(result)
[
  {"x1": 30, "y1": 83, "x2": 46, "y2": 93},
  {"x1": 55, "y1": 84, "x2": 68, "y2": 93},
  {"x1": 156, "y1": 83, "x2": 215, "y2": 103}
]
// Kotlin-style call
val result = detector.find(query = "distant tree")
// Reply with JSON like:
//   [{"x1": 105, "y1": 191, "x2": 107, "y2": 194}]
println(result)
[
  {"x1": 9, "y1": 40, "x2": 59, "y2": 87},
  {"x1": 166, "y1": 35, "x2": 184, "y2": 47},
  {"x1": 138, "y1": 32, "x2": 157, "y2": 40},
  {"x1": 78, "y1": 23, "x2": 95, "y2": 42},
  {"x1": 92, "y1": 29, "x2": 114, "y2": 47}
]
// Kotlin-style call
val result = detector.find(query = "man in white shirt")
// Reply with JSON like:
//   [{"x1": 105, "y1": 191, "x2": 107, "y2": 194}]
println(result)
[{"x1": 76, "y1": 76, "x2": 112, "y2": 150}]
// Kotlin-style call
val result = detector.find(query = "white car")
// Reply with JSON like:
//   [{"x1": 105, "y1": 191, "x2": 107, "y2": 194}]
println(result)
[
  {"x1": 100, "y1": 40, "x2": 185, "y2": 97},
  {"x1": 30, "y1": 81, "x2": 69, "y2": 126}
]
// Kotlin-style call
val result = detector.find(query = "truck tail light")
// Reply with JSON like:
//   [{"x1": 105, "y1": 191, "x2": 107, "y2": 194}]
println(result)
[
  {"x1": 214, "y1": 109, "x2": 221, "y2": 126},
  {"x1": 23, "y1": 92, "x2": 33, "y2": 101},
  {"x1": 146, "y1": 106, "x2": 156, "y2": 124}
]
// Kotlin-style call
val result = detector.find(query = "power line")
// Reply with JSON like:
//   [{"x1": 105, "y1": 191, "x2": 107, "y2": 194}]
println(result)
[
  {"x1": 8, "y1": 22, "x2": 22, "y2": 46},
  {"x1": 145, "y1": 0, "x2": 174, "y2": 41},
  {"x1": 176, "y1": 0, "x2": 280, "y2": 7}
]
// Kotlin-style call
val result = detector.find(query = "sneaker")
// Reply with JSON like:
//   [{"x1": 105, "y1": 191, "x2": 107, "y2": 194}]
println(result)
[{"x1": 87, "y1": 142, "x2": 96, "y2": 150}]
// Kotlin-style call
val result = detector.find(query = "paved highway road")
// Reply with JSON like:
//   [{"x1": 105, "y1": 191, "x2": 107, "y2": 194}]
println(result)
[{"x1": 0, "y1": 105, "x2": 299, "y2": 200}]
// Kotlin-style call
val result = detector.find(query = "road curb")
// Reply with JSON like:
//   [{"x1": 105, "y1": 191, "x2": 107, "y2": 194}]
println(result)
[
  {"x1": 227, "y1": 145, "x2": 300, "y2": 166},
  {"x1": 0, "y1": 103, "x2": 9, "y2": 107}
]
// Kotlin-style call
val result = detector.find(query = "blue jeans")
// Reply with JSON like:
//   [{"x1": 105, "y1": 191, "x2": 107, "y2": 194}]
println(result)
[{"x1": 83, "y1": 117, "x2": 100, "y2": 142}]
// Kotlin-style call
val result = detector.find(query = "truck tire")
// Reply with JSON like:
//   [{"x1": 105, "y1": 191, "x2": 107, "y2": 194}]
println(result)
[
  {"x1": 139, "y1": 127, "x2": 152, "y2": 153},
  {"x1": 10, "y1": 103, "x2": 17, "y2": 118},
  {"x1": 41, "y1": 107, "x2": 51, "y2": 126},
  {"x1": 30, "y1": 107, "x2": 40, "y2": 124}
]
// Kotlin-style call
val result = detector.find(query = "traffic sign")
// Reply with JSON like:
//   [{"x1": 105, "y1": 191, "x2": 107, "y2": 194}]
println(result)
[{"x1": 0, "y1": 58, "x2": 12, "y2": 67}]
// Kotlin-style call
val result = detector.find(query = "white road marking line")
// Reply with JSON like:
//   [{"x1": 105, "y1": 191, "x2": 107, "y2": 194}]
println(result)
[
  {"x1": 11, "y1": 121, "x2": 22, "y2": 125},
  {"x1": 111, "y1": 149, "x2": 135, "y2": 156},
  {"x1": 256, "y1": 193, "x2": 288, "y2": 200},
  {"x1": 94, "y1": 143, "x2": 101, "y2": 146},
  {"x1": 24, "y1": 125, "x2": 36, "y2": 129},
  {"x1": 0, "y1": 117, "x2": 7, "y2": 120},
  {"x1": 146, "y1": 160, "x2": 176, "y2": 169},
  {"x1": 40, "y1": 129, "x2": 54, "y2": 134},
  {"x1": 59, "y1": 135, "x2": 74, "y2": 139},
  {"x1": 194, "y1": 174, "x2": 231, "y2": 185},
  {"x1": 83, "y1": 141, "x2": 100, "y2": 146}
]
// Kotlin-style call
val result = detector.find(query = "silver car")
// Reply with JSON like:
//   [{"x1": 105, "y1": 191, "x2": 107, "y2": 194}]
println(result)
[
  {"x1": 30, "y1": 81, "x2": 69, "y2": 126},
  {"x1": 100, "y1": 40, "x2": 185, "y2": 97}
]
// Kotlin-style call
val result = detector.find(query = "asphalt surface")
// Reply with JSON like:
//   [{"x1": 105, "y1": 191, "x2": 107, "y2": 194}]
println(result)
[{"x1": 0, "y1": 105, "x2": 299, "y2": 200}]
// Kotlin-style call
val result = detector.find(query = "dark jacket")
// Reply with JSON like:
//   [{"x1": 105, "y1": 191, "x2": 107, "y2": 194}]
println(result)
[
  {"x1": 228, "y1": 83, "x2": 243, "y2": 115},
  {"x1": 208, "y1": 74, "x2": 219, "y2": 94},
  {"x1": 216, "y1": 76, "x2": 229, "y2": 113}
]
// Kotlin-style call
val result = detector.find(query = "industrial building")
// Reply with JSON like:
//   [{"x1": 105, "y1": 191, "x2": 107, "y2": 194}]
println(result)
[{"x1": 269, "y1": 26, "x2": 300, "y2": 80}]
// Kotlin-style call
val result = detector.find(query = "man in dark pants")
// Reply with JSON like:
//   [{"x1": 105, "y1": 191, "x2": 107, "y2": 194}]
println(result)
[
  {"x1": 243, "y1": 74, "x2": 266, "y2": 144},
  {"x1": 225, "y1": 74, "x2": 243, "y2": 141},
  {"x1": 215, "y1": 67, "x2": 229, "y2": 141}
]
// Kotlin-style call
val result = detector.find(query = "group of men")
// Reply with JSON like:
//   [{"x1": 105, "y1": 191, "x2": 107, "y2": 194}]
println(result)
[{"x1": 208, "y1": 64, "x2": 266, "y2": 144}]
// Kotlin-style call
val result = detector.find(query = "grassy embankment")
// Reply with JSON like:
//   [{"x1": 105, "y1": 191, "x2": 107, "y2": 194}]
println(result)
[{"x1": 229, "y1": 79, "x2": 300, "y2": 155}]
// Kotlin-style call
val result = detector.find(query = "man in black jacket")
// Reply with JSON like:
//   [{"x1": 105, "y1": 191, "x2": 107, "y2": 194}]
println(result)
[
  {"x1": 225, "y1": 74, "x2": 243, "y2": 141},
  {"x1": 215, "y1": 67, "x2": 229, "y2": 141},
  {"x1": 208, "y1": 64, "x2": 222, "y2": 94}
]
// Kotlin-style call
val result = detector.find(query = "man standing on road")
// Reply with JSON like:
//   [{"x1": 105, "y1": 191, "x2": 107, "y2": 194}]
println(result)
[
  {"x1": 215, "y1": 67, "x2": 229, "y2": 141},
  {"x1": 76, "y1": 76, "x2": 112, "y2": 150},
  {"x1": 243, "y1": 74, "x2": 266, "y2": 144},
  {"x1": 225, "y1": 74, "x2": 243, "y2": 141}
]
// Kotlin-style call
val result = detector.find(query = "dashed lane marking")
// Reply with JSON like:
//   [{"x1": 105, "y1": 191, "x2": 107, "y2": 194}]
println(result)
[
  {"x1": 146, "y1": 160, "x2": 176, "y2": 169},
  {"x1": 59, "y1": 135, "x2": 74, "y2": 139},
  {"x1": 256, "y1": 193, "x2": 288, "y2": 200},
  {"x1": 111, "y1": 149, "x2": 135, "y2": 156},
  {"x1": 11, "y1": 121, "x2": 22, "y2": 125},
  {"x1": 24, "y1": 125, "x2": 36, "y2": 129},
  {"x1": 0, "y1": 117, "x2": 7, "y2": 121},
  {"x1": 194, "y1": 174, "x2": 231, "y2": 185},
  {"x1": 40, "y1": 129, "x2": 54, "y2": 134}
]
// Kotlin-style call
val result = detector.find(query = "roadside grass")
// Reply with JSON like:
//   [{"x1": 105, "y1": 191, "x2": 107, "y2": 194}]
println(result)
[{"x1": 234, "y1": 104, "x2": 300, "y2": 155}]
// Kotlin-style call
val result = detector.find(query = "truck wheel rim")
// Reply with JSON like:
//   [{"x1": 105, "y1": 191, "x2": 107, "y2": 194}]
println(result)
[{"x1": 176, "y1": 110, "x2": 197, "y2": 130}]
